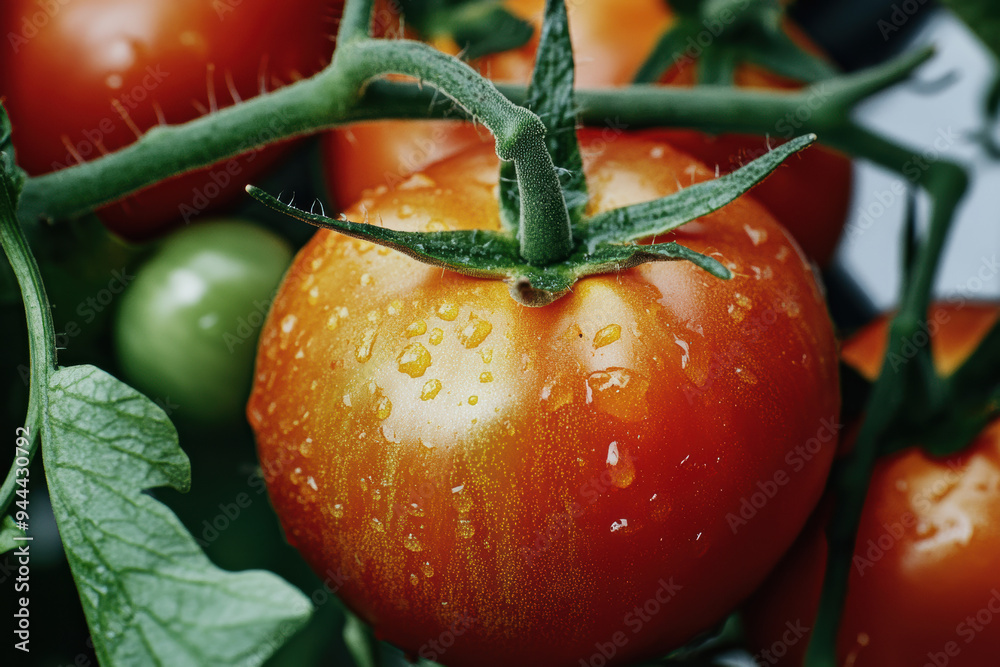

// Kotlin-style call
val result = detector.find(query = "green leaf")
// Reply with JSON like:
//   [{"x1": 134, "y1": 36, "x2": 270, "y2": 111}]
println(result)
[
  {"x1": 583, "y1": 134, "x2": 816, "y2": 250},
  {"x1": 500, "y1": 0, "x2": 587, "y2": 228},
  {"x1": 342, "y1": 611, "x2": 378, "y2": 667},
  {"x1": 43, "y1": 365, "x2": 312, "y2": 667},
  {"x1": 0, "y1": 515, "x2": 25, "y2": 556}
]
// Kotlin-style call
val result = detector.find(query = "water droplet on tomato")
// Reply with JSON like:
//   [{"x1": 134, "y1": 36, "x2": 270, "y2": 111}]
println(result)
[
  {"x1": 540, "y1": 380, "x2": 573, "y2": 412},
  {"x1": 744, "y1": 224, "x2": 767, "y2": 246},
  {"x1": 409, "y1": 573, "x2": 419, "y2": 585},
  {"x1": 728, "y1": 303, "x2": 747, "y2": 323},
  {"x1": 429, "y1": 328, "x2": 444, "y2": 345},
  {"x1": 404, "y1": 533, "x2": 424, "y2": 552},
  {"x1": 371, "y1": 517, "x2": 385, "y2": 533},
  {"x1": 457, "y1": 313, "x2": 492, "y2": 348},
  {"x1": 736, "y1": 367, "x2": 758, "y2": 385},
  {"x1": 332, "y1": 503, "x2": 344, "y2": 518},
  {"x1": 437, "y1": 302, "x2": 459, "y2": 321},
  {"x1": 606, "y1": 442, "x2": 620, "y2": 466},
  {"x1": 298, "y1": 438, "x2": 314, "y2": 457},
  {"x1": 586, "y1": 368, "x2": 649, "y2": 422},
  {"x1": 406, "y1": 320, "x2": 427, "y2": 338},
  {"x1": 355, "y1": 327, "x2": 378, "y2": 363},
  {"x1": 376, "y1": 394, "x2": 393, "y2": 420},
  {"x1": 421, "y1": 562, "x2": 434, "y2": 578},
  {"x1": 468, "y1": 395, "x2": 478, "y2": 405},
  {"x1": 607, "y1": 443, "x2": 636, "y2": 488},
  {"x1": 593, "y1": 324, "x2": 622, "y2": 349},
  {"x1": 421, "y1": 379, "x2": 442, "y2": 400},
  {"x1": 281, "y1": 314, "x2": 297, "y2": 334},
  {"x1": 479, "y1": 372, "x2": 493, "y2": 383},
  {"x1": 674, "y1": 337, "x2": 690, "y2": 369},
  {"x1": 457, "y1": 519, "x2": 475, "y2": 539},
  {"x1": 398, "y1": 343, "x2": 432, "y2": 377}
]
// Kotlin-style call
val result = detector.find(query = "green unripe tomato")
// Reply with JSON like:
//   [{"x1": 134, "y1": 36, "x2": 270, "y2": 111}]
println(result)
[{"x1": 114, "y1": 220, "x2": 293, "y2": 423}]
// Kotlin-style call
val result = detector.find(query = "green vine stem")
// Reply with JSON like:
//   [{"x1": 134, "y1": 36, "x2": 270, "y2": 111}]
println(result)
[
  {"x1": 20, "y1": 9, "x2": 574, "y2": 264},
  {"x1": 0, "y1": 175, "x2": 55, "y2": 517},
  {"x1": 18, "y1": 46, "x2": 931, "y2": 227},
  {"x1": 803, "y1": 130, "x2": 969, "y2": 667}
]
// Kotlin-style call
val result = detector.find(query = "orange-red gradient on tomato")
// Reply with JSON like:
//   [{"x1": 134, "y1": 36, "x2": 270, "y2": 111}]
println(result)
[
  {"x1": 251, "y1": 134, "x2": 840, "y2": 666},
  {"x1": 1, "y1": 0, "x2": 341, "y2": 240},
  {"x1": 745, "y1": 302, "x2": 1000, "y2": 666}
]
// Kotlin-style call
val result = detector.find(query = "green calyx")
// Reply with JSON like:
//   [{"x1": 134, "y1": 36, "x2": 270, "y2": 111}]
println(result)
[
  {"x1": 254, "y1": 0, "x2": 817, "y2": 306},
  {"x1": 635, "y1": 0, "x2": 837, "y2": 86},
  {"x1": 248, "y1": 131, "x2": 815, "y2": 306}
]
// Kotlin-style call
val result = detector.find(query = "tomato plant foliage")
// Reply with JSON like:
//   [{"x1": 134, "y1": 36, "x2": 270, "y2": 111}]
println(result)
[{"x1": 0, "y1": 109, "x2": 311, "y2": 667}]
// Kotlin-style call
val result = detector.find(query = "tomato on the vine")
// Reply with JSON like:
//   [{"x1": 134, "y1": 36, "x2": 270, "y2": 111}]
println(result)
[
  {"x1": 115, "y1": 220, "x2": 293, "y2": 423},
  {"x1": 324, "y1": 0, "x2": 852, "y2": 265},
  {"x1": 250, "y1": 133, "x2": 840, "y2": 666},
  {"x1": 745, "y1": 302, "x2": 1000, "y2": 667},
  {"x1": 1, "y1": 0, "x2": 341, "y2": 241}
]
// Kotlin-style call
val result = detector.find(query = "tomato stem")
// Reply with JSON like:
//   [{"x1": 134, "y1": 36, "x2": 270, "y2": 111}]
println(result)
[
  {"x1": 0, "y1": 158, "x2": 54, "y2": 517},
  {"x1": 335, "y1": 0, "x2": 376, "y2": 45},
  {"x1": 803, "y1": 126, "x2": 969, "y2": 667},
  {"x1": 16, "y1": 44, "x2": 930, "y2": 231},
  {"x1": 334, "y1": 38, "x2": 574, "y2": 263}
]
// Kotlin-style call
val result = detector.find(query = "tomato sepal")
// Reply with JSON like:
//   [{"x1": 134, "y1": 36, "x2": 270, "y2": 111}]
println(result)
[
  {"x1": 246, "y1": 185, "x2": 729, "y2": 306},
  {"x1": 500, "y1": 0, "x2": 587, "y2": 228},
  {"x1": 634, "y1": 0, "x2": 836, "y2": 85},
  {"x1": 583, "y1": 132, "x2": 816, "y2": 250}
]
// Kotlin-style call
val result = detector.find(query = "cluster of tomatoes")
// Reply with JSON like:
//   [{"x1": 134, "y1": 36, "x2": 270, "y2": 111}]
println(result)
[{"x1": 3, "y1": 0, "x2": 998, "y2": 666}]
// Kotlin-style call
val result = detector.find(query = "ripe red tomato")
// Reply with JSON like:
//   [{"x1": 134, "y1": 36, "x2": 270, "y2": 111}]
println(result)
[
  {"x1": 1, "y1": 0, "x2": 340, "y2": 241},
  {"x1": 250, "y1": 133, "x2": 840, "y2": 665},
  {"x1": 744, "y1": 302, "x2": 1000, "y2": 667},
  {"x1": 324, "y1": 0, "x2": 851, "y2": 265}
]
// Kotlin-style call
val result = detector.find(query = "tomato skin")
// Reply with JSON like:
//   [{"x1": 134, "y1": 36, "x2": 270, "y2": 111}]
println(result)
[
  {"x1": 1, "y1": 0, "x2": 340, "y2": 241},
  {"x1": 115, "y1": 220, "x2": 293, "y2": 423},
  {"x1": 323, "y1": 0, "x2": 851, "y2": 265},
  {"x1": 745, "y1": 302, "x2": 1000, "y2": 667},
  {"x1": 251, "y1": 135, "x2": 839, "y2": 665}
]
